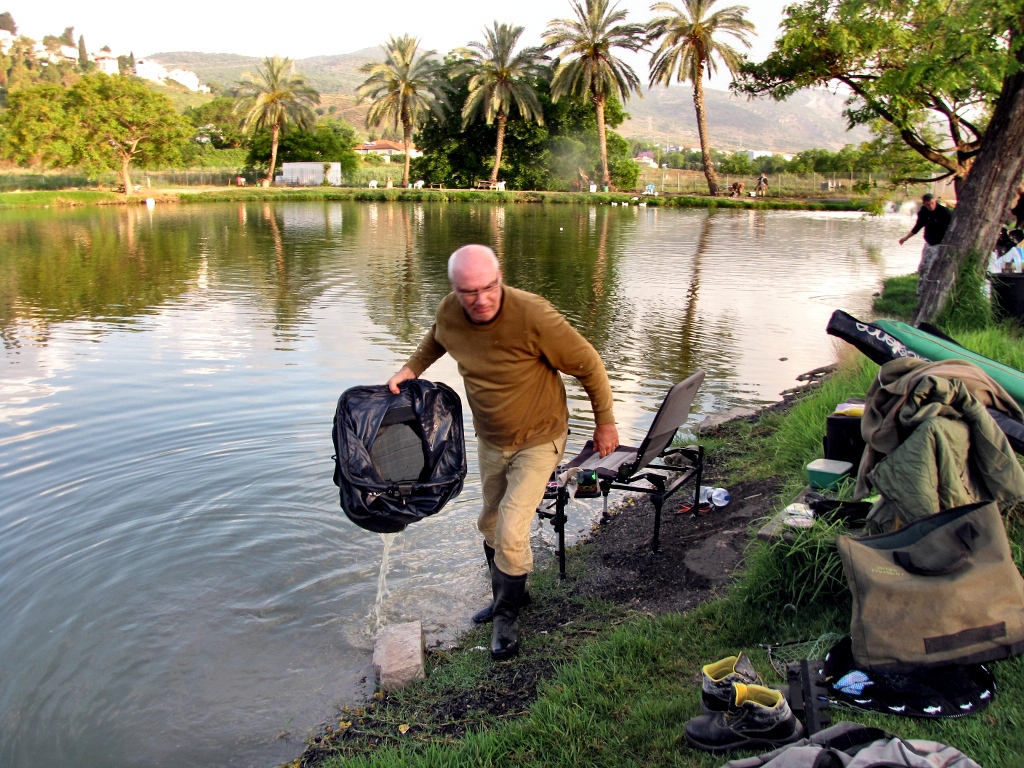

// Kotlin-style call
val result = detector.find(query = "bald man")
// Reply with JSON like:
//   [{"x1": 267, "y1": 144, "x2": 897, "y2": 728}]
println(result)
[{"x1": 387, "y1": 245, "x2": 618, "y2": 660}]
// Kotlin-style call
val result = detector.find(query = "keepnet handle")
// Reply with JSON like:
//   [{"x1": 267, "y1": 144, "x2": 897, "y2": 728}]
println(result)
[{"x1": 892, "y1": 522, "x2": 978, "y2": 577}]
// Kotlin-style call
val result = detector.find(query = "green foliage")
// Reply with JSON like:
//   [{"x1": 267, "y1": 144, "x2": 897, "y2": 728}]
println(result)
[
  {"x1": 235, "y1": 56, "x2": 319, "y2": 136},
  {"x1": 735, "y1": 0, "x2": 1018, "y2": 182},
  {"x1": 718, "y1": 151, "x2": 753, "y2": 175},
  {"x1": 0, "y1": 82, "x2": 74, "y2": 167},
  {"x1": 647, "y1": 0, "x2": 755, "y2": 87},
  {"x1": 246, "y1": 117, "x2": 360, "y2": 176},
  {"x1": 183, "y1": 97, "x2": 245, "y2": 148},
  {"x1": 0, "y1": 11, "x2": 15, "y2": 34},
  {"x1": 356, "y1": 35, "x2": 448, "y2": 138}
]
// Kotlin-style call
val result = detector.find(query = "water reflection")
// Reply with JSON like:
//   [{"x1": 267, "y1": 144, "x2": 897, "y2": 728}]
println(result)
[{"x1": 0, "y1": 202, "x2": 922, "y2": 768}]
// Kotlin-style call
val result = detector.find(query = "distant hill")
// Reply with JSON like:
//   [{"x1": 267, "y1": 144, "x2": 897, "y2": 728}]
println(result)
[
  {"x1": 149, "y1": 48, "x2": 868, "y2": 152},
  {"x1": 148, "y1": 48, "x2": 384, "y2": 94}
]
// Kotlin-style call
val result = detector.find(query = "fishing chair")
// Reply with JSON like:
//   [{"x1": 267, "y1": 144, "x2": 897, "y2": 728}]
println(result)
[{"x1": 538, "y1": 370, "x2": 706, "y2": 580}]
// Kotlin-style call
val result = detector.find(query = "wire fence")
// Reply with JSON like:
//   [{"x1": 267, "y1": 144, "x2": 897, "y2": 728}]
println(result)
[{"x1": 637, "y1": 168, "x2": 954, "y2": 200}]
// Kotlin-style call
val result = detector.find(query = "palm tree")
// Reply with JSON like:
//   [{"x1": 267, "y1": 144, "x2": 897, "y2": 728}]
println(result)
[
  {"x1": 235, "y1": 56, "x2": 320, "y2": 186},
  {"x1": 357, "y1": 35, "x2": 448, "y2": 187},
  {"x1": 544, "y1": 0, "x2": 646, "y2": 189},
  {"x1": 454, "y1": 23, "x2": 548, "y2": 186},
  {"x1": 647, "y1": 0, "x2": 754, "y2": 196}
]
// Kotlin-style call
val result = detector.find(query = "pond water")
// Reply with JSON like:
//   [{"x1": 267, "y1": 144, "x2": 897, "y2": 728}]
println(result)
[{"x1": 0, "y1": 201, "x2": 920, "y2": 768}]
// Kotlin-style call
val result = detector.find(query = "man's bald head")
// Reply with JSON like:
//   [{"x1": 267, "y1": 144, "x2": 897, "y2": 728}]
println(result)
[
  {"x1": 448, "y1": 244, "x2": 500, "y2": 283},
  {"x1": 448, "y1": 245, "x2": 503, "y2": 323}
]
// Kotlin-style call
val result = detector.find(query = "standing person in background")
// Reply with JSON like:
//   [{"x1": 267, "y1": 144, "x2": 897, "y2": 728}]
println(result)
[
  {"x1": 386, "y1": 245, "x2": 618, "y2": 660},
  {"x1": 899, "y1": 193, "x2": 953, "y2": 294},
  {"x1": 756, "y1": 173, "x2": 769, "y2": 197}
]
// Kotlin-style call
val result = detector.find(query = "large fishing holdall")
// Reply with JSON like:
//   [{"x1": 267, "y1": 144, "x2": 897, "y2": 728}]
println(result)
[
  {"x1": 332, "y1": 379, "x2": 467, "y2": 534},
  {"x1": 837, "y1": 500, "x2": 1024, "y2": 670}
]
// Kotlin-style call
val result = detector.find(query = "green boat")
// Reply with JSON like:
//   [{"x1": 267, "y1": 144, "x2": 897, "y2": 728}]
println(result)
[{"x1": 873, "y1": 319, "x2": 1024, "y2": 407}]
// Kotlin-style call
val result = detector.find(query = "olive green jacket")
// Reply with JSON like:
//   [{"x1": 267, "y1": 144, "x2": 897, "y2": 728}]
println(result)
[{"x1": 857, "y1": 359, "x2": 1024, "y2": 533}]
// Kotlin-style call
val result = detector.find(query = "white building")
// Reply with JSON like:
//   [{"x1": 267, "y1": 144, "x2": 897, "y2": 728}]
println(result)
[
  {"x1": 133, "y1": 58, "x2": 208, "y2": 92},
  {"x1": 632, "y1": 151, "x2": 658, "y2": 169},
  {"x1": 740, "y1": 149, "x2": 776, "y2": 161},
  {"x1": 279, "y1": 162, "x2": 343, "y2": 187},
  {"x1": 93, "y1": 53, "x2": 120, "y2": 75},
  {"x1": 353, "y1": 140, "x2": 422, "y2": 159}
]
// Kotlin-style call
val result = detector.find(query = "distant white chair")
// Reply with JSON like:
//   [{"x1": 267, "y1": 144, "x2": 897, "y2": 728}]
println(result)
[
  {"x1": 496, "y1": 181, "x2": 506, "y2": 191},
  {"x1": 414, "y1": 180, "x2": 425, "y2": 189},
  {"x1": 368, "y1": 179, "x2": 378, "y2": 189}
]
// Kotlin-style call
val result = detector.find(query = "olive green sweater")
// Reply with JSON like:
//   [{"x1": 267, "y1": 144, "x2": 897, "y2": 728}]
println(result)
[{"x1": 406, "y1": 286, "x2": 615, "y2": 450}]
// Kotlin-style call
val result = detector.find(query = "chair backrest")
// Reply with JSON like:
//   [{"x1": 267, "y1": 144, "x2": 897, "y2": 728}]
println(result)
[{"x1": 632, "y1": 370, "x2": 705, "y2": 471}]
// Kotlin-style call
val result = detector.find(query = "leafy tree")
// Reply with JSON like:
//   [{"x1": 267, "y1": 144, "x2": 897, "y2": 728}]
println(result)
[
  {"x1": 65, "y1": 74, "x2": 190, "y2": 195},
  {"x1": 734, "y1": 0, "x2": 1009, "y2": 193},
  {"x1": 184, "y1": 96, "x2": 245, "y2": 148},
  {"x1": 118, "y1": 52, "x2": 136, "y2": 76},
  {"x1": 0, "y1": 82, "x2": 73, "y2": 166},
  {"x1": 357, "y1": 35, "x2": 449, "y2": 187},
  {"x1": 235, "y1": 56, "x2": 320, "y2": 184},
  {"x1": 246, "y1": 117, "x2": 360, "y2": 177},
  {"x1": 718, "y1": 151, "x2": 753, "y2": 175},
  {"x1": 454, "y1": 23, "x2": 548, "y2": 184},
  {"x1": 60, "y1": 27, "x2": 74, "y2": 46},
  {"x1": 647, "y1": 0, "x2": 754, "y2": 195},
  {"x1": 544, "y1": 0, "x2": 646, "y2": 188},
  {"x1": 0, "y1": 11, "x2": 16, "y2": 34}
]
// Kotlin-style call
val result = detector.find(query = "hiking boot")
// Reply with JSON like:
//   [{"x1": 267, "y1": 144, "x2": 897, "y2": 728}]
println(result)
[
  {"x1": 472, "y1": 542, "x2": 530, "y2": 623},
  {"x1": 490, "y1": 566, "x2": 528, "y2": 660},
  {"x1": 685, "y1": 683, "x2": 803, "y2": 753},
  {"x1": 701, "y1": 653, "x2": 762, "y2": 714}
]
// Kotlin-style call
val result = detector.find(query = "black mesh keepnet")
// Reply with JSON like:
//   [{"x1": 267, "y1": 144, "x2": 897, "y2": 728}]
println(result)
[{"x1": 332, "y1": 379, "x2": 467, "y2": 533}]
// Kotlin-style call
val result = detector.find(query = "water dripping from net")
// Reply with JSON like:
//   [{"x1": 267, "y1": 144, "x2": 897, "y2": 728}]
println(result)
[{"x1": 373, "y1": 532, "x2": 399, "y2": 632}]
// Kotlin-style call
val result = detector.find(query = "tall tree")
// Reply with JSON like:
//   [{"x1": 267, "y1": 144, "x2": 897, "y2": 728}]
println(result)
[
  {"x1": 544, "y1": 0, "x2": 646, "y2": 188},
  {"x1": 77, "y1": 35, "x2": 89, "y2": 70},
  {"x1": 0, "y1": 11, "x2": 16, "y2": 34},
  {"x1": 235, "y1": 56, "x2": 320, "y2": 185},
  {"x1": 357, "y1": 35, "x2": 449, "y2": 187},
  {"x1": 916, "y1": 11, "x2": 1024, "y2": 323},
  {"x1": 647, "y1": 0, "x2": 753, "y2": 196},
  {"x1": 60, "y1": 26, "x2": 74, "y2": 46},
  {"x1": 735, "y1": 0, "x2": 1010, "y2": 195},
  {"x1": 64, "y1": 74, "x2": 189, "y2": 195},
  {"x1": 454, "y1": 23, "x2": 548, "y2": 185}
]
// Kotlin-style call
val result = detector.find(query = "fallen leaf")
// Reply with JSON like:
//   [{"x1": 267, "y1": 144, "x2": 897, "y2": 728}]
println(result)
[{"x1": 398, "y1": 724, "x2": 410, "y2": 734}]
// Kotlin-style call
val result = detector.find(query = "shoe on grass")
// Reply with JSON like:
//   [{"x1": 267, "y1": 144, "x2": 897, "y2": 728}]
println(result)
[
  {"x1": 701, "y1": 652, "x2": 762, "y2": 714},
  {"x1": 685, "y1": 683, "x2": 803, "y2": 754}
]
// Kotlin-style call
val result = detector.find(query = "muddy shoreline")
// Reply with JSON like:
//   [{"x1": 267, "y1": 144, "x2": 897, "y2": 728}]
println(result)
[{"x1": 295, "y1": 402, "x2": 792, "y2": 766}]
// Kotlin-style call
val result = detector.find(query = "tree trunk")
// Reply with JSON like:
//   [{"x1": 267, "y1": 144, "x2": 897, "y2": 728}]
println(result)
[
  {"x1": 268, "y1": 122, "x2": 280, "y2": 186},
  {"x1": 490, "y1": 112, "x2": 507, "y2": 185},
  {"x1": 121, "y1": 153, "x2": 133, "y2": 197},
  {"x1": 595, "y1": 95, "x2": 610, "y2": 188},
  {"x1": 914, "y1": 29, "x2": 1024, "y2": 325},
  {"x1": 402, "y1": 120, "x2": 412, "y2": 188},
  {"x1": 692, "y1": 66, "x2": 719, "y2": 196}
]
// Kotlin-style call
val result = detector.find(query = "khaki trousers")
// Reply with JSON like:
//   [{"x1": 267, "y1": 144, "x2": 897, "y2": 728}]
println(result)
[{"x1": 477, "y1": 432, "x2": 567, "y2": 577}]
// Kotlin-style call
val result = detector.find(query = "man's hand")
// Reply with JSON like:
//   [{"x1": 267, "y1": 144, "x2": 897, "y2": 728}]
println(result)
[
  {"x1": 899, "y1": 236, "x2": 907, "y2": 245},
  {"x1": 593, "y1": 422, "x2": 619, "y2": 458},
  {"x1": 387, "y1": 365, "x2": 416, "y2": 394}
]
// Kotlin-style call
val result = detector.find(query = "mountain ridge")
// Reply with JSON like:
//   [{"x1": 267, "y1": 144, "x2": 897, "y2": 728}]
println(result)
[{"x1": 149, "y1": 49, "x2": 869, "y2": 152}]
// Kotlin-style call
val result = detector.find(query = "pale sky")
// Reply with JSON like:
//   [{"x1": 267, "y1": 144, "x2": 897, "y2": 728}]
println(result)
[{"x1": 7, "y1": 0, "x2": 790, "y2": 90}]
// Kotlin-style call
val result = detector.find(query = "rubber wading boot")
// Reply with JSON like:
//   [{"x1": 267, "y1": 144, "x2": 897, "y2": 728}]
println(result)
[
  {"x1": 685, "y1": 683, "x2": 803, "y2": 753},
  {"x1": 701, "y1": 653, "x2": 762, "y2": 714},
  {"x1": 490, "y1": 566, "x2": 527, "y2": 660},
  {"x1": 472, "y1": 542, "x2": 530, "y2": 624}
]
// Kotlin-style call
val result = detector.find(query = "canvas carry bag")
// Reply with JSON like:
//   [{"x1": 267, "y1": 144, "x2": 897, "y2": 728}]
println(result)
[{"x1": 837, "y1": 500, "x2": 1024, "y2": 670}]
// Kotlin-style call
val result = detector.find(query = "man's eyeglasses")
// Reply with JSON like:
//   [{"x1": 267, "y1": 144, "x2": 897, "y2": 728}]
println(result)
[{"x1": 455, "y1": 280, "x2": 500, "y2": 299}]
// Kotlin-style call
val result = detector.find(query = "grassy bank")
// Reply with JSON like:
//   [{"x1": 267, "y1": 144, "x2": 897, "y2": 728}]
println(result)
[
  {"x1": 293, "y1": 285, "x2": 1024, "y2": 768},
  {"x1": 0, "y1": 186, "x2": 880, "y2": 211}
]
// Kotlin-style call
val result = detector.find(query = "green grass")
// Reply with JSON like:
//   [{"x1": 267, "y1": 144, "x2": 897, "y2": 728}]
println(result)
[
  {"x1": 872, "y1": 274, "x2": 918, "y2": 321},
  {"x1": 0, "y1": 190, "x2": 123, "y2": 207}
]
